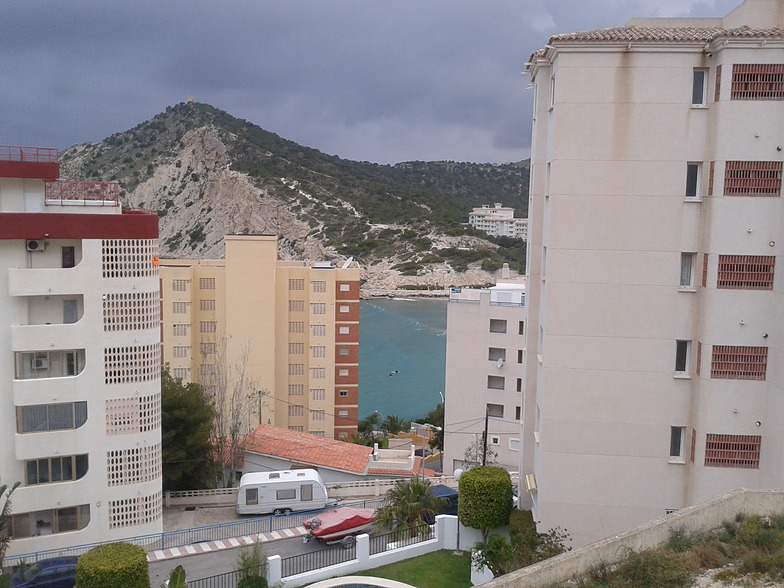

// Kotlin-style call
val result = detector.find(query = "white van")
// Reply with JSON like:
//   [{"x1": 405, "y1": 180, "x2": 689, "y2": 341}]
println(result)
[{"x1": 236, "y1": 469, "x2": 331, "y2": 515}]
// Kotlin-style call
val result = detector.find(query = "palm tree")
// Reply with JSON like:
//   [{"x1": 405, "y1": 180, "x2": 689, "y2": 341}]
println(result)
[
  {"x1": 375, "y1": 477, "x2": 448, "y2": 538},
  {"x1": 0, "y1": 478, "x2": 20, "y2": 569},
  {"x1": 381, "y1": 415, "x2": 410, "y2": 436}
]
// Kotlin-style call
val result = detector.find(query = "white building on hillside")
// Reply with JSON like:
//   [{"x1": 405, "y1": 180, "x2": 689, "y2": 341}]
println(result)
[
  {"x1": 523, "y1": 0, "x2": 784, "y2": 547},
  {"x1": 444, "y1": 277, "x2": 525, "y2": 474},
  {"x1": 468, "y1": 203, "x2": 528, "y2": 240},
  {"x1": 0, "y1": 145, "x2": 163, "y2": 556}
]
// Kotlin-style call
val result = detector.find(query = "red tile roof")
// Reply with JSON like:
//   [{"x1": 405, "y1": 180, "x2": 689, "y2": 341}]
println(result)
[
  {"x1": 242, "y1": 424, "x2": 372, "y2": 474},
  {"x1": 367, "y1": 457, "x2": 436, "y2": 478}
]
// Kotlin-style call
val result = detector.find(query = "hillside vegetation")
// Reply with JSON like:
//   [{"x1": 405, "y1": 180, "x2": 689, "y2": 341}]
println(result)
[{"x1": 59, "y1": 102, "x2": 528, "y2": 289}]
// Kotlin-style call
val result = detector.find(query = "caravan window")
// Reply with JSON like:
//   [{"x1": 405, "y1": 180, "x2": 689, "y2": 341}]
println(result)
[
  {"x1": 277, "y1": 489, "x2": 296, "y2": 500},
  {"x1": 246, "y1": 488, "x2": 258, "y2": 505},
  {"x1": 301, "y1": 484, "x2": 313, "y2": 501}
]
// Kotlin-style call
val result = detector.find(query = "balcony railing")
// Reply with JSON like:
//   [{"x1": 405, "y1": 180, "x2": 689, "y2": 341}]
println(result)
[
  {"x1": 45, "y1": 180, "x2": 120, "y2": 205},
  {"x1": 0, "y1": 145, "x2": 58, "y2": 163}
]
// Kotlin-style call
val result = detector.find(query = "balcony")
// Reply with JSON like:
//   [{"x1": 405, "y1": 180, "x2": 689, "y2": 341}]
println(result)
[
  {"x1": 0, "y1": 145, "x2": 59, "y2": 181},
  {"x1": 45, "y1": 180, "x2": 120, "y2": 207}
]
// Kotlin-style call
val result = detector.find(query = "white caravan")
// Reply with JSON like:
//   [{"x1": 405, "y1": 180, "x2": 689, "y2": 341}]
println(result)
[{"x1": 236, "y1": 469, "x2": 331, "y2": 515}]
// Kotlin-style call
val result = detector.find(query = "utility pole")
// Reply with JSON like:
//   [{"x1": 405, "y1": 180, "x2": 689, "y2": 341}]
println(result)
[{"x1": 482, "y1": 405, "x2": 489, "y2": 467}]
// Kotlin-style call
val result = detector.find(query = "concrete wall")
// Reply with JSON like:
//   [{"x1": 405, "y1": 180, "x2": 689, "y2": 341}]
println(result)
[{"x1": 477, "y1": 488, "x2": 784, "y2": 588}]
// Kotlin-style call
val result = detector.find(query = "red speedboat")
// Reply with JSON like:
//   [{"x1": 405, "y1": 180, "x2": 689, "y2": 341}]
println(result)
[{"x1": 303, "y1": 507, "x2": 376, "y2": 547}]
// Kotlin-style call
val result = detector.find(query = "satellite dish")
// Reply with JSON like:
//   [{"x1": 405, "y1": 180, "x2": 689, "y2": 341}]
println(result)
[
  {"x1": 496, "y1": 357, "x2": 505, "y2": 368},
  {"x1": 342, "y1": 257, "x2": 354, "y2": 269},
  {"x1": 454, "y1": 468, "x2": 464, "y2": 480}
]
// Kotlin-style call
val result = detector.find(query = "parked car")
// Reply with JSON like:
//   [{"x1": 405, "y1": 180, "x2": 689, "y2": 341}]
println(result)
[{"x1": 11, "y1": 556, "x2": 77, "y2": 588}]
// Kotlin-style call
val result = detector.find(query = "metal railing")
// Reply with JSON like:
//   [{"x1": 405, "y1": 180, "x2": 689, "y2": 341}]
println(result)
[
  {"x1": 45, "y1": 180, "x2": 119, "y2": 205},
  {"x1": 188, "y1": 570, "x2": 240, "y2": 588},
  {"x1": 369, "y1": 523, "x2": 435, "y2": 556},
  {"x1": 0, "y1": 145, "x2": 58, "y2": 162},
  {"x1": 281, "y1": 543, "x2": 357, "y2": 577}
]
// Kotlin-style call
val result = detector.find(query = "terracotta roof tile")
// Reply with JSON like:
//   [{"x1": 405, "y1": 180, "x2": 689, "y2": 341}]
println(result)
[
  {"x1": 550, "y1": 25, "x2": 784, "y2": 44},
  {"x1": 242, "y1": 424, "x2": 372, "y2": 474}
]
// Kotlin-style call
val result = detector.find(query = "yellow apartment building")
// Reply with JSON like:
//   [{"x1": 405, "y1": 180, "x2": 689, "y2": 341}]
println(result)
[{"x1": 159, "y1": 235, "x2": 360, "y2": 440}]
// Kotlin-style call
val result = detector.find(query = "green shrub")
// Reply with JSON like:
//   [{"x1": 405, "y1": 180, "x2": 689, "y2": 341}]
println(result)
[
  {"x1": 76, "y1": 542, "x2": 149, "y2": 588},
  {"x1": 668, "y1": 528, "x2": 695, "y2": 552},
  {"x1": 235, "y1": 543, "x2": 268, "y2": 587},
  {"x1": 712, "y1": 567, "x2": 742, "y2": 583},
  {"x1": 615, "y1": 549, "x2": 695, "y2": 588},
  {"x1": 458, "y1": 466, "x2": 512, "y2": 534}
]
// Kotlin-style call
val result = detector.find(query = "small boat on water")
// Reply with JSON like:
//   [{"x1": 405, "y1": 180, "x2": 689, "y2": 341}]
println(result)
[{"x1": 303, "y1": 507, "x2": 377, "y2": 547}]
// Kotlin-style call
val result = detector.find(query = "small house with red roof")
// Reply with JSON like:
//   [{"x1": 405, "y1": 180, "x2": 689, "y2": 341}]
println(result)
[{"x1": 241, "y1": 424, "x2": 435, "y2": 483}]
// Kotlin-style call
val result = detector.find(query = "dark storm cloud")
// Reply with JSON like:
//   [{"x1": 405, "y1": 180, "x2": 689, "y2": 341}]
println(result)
[{"x1": 1, "y1": 0, "x2": 738, "y2": 164}]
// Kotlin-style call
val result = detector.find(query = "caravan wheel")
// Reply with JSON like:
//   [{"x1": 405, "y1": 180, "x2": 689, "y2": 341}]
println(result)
[{"x1": 341, "y1": 535, "x2": 356, "y2": 549}]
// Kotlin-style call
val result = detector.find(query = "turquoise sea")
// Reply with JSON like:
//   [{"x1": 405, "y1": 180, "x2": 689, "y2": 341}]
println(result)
[{"x1": 359, "y1": 298, "x2": 447, "y2": 421}]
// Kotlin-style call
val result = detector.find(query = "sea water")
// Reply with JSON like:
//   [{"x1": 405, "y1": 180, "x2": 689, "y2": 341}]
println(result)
[{"x1": 358, "y1": 298, "x2": 447, "y2": 421}]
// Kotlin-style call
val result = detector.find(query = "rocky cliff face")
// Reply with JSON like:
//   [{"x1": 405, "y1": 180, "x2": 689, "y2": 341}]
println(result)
[{"x1": 59, "y1": 102, "x2": 527, "y2": 290}]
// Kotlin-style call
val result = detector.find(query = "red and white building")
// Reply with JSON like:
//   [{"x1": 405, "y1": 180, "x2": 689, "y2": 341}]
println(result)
[{"x1": 0, "y1": 146, "x2": 163, "y2": 556}]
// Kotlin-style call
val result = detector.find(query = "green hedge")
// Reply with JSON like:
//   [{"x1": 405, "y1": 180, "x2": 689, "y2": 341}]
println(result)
[
  {"x1": 458, "y1": 466, "x2": 512, "y2": 531},
  {"x1": 76, "y1": 542, "x2": 149, "y2": 588}
]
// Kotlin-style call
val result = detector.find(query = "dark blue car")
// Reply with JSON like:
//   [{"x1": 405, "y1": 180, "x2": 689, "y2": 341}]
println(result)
[{"x1": 11, "y1": 556, "x2": 77, "y2": 588}]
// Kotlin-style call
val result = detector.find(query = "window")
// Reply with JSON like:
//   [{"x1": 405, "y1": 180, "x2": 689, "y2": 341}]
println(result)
[
  {"x1": 517, "y1": 350, "x2": 523, "y2": 364},
  {"x1": 338, "y1": 368, "x2": 349, "y2": 377},
  {"x1": 289, "y1": 364, "x2": 304, "y2": 376},
  {"x1": 550, "y1": 75, "x2": 556, "y2": 107},
  {"x1": 489, "y1": 319, "x2": 507, "y2": 333},
  {"x1": 172, "y1": 279, "x2": 188, "y2": 292},
  {"x1": 338, "y1": 347, "x2": 350, "y2": 356},
  {"x1": 63, "y1": 299, "x2": 78, "y2": 324},
  {"x1": 173, "y1": 368, "x2": 190, "y2": 380},
  {"x1": 675, "y1": 340, "x2": 690, "y2": 373},
  {"x1": 199, "y1": 321, "x2": 216, "y2": 333},
  {"x1": 17, "y1": 402, "x2": 88, "y2": 433},
  {"x1": 717, "y1": 255, "x2": 775, "y2": 290},
  {"x1": 9, "y1": 504, "x2": 90, "y2": 538},
  {"x1": 26, "y1": 455, "x2": 88, "y2": 485},
  {"x1": 289, "y1": 426, "x2": 304, "y2": 432},
  {"x1": 173, "y1": 324, "x2": 188, "y2": 336},
  {"x1": 515, "y1": 406, "x2": 522, "y2": 420},
  {"x1": 199, "y1": 278, "x2": 215, "y2": 290},
  {"x1": 312, "y1": 431, "x2": 326, "y2": 438},
  {"x1": 714, "y1": 64, "x2": 722, "y2": 101},
  {"x1": 488, "y1": 348, "x2": 506, "y2": 362},
  {"x1": 289, "y1": 343, "x2": 304, "y2": 355},
  {"x1": 301, "y1": 484, "x2": 313, "y2": 501},
  {"x1": 311, "y1": 410, "x2": 326, "y2": 422},
  {"x1": 245, "y1": 488, "x2": 258, "y2": 505},
  {"x1": 490, "y1": 435, "x2": 500, "y2": 446},
  {"x1": 338, "y1": 326, "x2": 350, "y2": 335},
  {"x1": 339, "y1": 305, "x2": 350, "y2": 313},
  {"x1": 288, "y1": 405, "x2": 304, "y2": 417},
  {"x1": 61, "y1": 246, "x2": 76, "y2": 268},
  {"x1": 311, "y1": 303, "x2": 326, "y2": 315},
  {"x1": 730, "y1": 64, "x2": 784, "y2": 100},
  {"x1": 685, "y1": 164, "x2": 700, "y2": 199},
  {"x1": 311, "y1": 388, "x2": 325, "y2": 401},
  {"x1": 311, "y1": 367, "x2": 326, "y2": 379},
  {"x1": 516, "y1": 378, "x2": 522, "y2": 392},
  {"x1": 724, "y1": 161, "x2": 782, "y2": 196},
  {"x1": 199, "y1": 364, "x2": 216, "y2": 377},
  {"x1": 339, "y1": 389, "x2": 349, "y2": 397},
  {"x1": 705, "y1": 434, "x2": 761, "y2": 468},
  {"x1": 711, "y1": 345, "x2": 767, "y2": 380},
  {"x1": 311, "y1": 324, "x2": 326, "y2": 336},
  {"x1": 200, "y1": 299, "x2": 215, "y2": 311},
  {"x1": 338, "y1": 410, "x2": 349, "y2": 418},
  {"x1": 289, "y1": 321, "x2": 304, "y2": 334},
  {"x1": 289, "y1": 300, "x2": 304, "y2": 312},
  {"x1": 173, "y1": 346, "x2": 189, "y2": 358},
  {"x1": 277, "y1": 489, "x2": 296, "y2": 500},
  {"x1": 670, "y1": 426, "x2": 686, "y2": 461},
  {"x1": 289, "y1": 279, "x2": 304, "y2": 291},
  {"x1": 289, "y1": 384, "x2": 304, "y2": 396},
  {"x1": 518, "y1": 321, "x2": 525, "y2": 335},
  {"x1": 312, "y1": 281, "x2": 326, "y2": 293},
  {"x1": 487, "y1": 403, "x2": 504, "y2": 418},
  {"x1": 692, "y1": 69, "x2": 707, "y2": 105},
  {"x1": 339, "y1": 283, "x2": 351, "y2": 291},
  {"x1": 172, "y1": 302, "x2": 189, "y2": 314},
  {"x1": 487, "y1": 376, "x2": 505, "y2": 390},
  {"x1": 509, "y1": 438, "x2": 521, "y2": 451},
  {"x1": 680, "y1": 253, "x2": 696, "y2": 287}
]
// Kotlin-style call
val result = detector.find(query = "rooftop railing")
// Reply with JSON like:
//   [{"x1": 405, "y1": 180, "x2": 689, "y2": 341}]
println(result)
[
  {"x1": 0, "y1": 145, "x2": 58, "y2": 163},
  {"x1": 45, "y1": 180, "x2": 120, "y2": 205}
]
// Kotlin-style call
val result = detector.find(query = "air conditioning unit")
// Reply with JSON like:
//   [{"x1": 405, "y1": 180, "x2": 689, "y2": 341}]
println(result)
[
  {"x1": 32, "y1": 354, "x2": 49, "y2": 370},
  {"x1": 26, "y1": 239, "x2": 46, "y2": 252}
]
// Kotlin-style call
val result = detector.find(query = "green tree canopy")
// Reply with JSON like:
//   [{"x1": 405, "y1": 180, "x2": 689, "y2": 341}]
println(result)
[
  {"x1": 416, "y1": 402, "x2": 444, "y2": 451},
  {"x1": 376, "y1": 477, "x2": 448, "y2": 538},
  {"x1": 161, "y1": 366, "x2": 217, "y2": 490},
  {"x1": 0, "y1": 477, "x2": 20, "y2": 570},
  {"x1": 458, "y1": 466, "x2": 513, "y2": 538}
]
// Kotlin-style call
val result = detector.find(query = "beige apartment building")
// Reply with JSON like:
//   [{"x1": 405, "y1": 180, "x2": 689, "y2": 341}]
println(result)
[
  {"x1": 159, "y1": 235, "x2": 360, "y2": 440},
  {"x1": 523, "y1": 0, "x2": 784, "y2": 547}
]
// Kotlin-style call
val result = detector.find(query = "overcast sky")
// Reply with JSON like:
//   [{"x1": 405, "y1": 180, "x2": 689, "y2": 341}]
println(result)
[{"x1": 2, "y1": 0, "x2": 741, "y2": 165}]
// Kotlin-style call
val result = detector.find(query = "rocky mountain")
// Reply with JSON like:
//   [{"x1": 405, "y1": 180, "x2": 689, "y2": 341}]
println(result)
[{"x1": 59, "y1": 102, "x2": 528, "y2": 290}]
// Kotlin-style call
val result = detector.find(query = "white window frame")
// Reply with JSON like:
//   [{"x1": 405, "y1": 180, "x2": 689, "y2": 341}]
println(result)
[
  {"x1": 685, "y1": 163, "x2": 701, "y2": 200},
  {"x1": 669, "y1": 426, "x2": 686, "y2": 463},
  {"x1": 680, "y1": 253, "x2": 696, "y2": 288},
  {"x1": 692, "y1": 69, "x2": 707, "y2": 106},
  {"x1": 675, "y1": 340, "x2": 690, "y2": 375}
]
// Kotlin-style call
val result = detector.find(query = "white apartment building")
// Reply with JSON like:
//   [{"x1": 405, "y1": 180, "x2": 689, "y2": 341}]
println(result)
[
  {"x1": 523, "y1": 0, "x2": 784, "y2": 547},
  {"x1": 0, "y1": 146, "x2": 163, "y2": 557},
  {"x1": 444, "y1": 277, "x2": 525, "y2": 474},
  {"x1": 468, "y1": 203, "x2": 528, "y2": 240}
]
